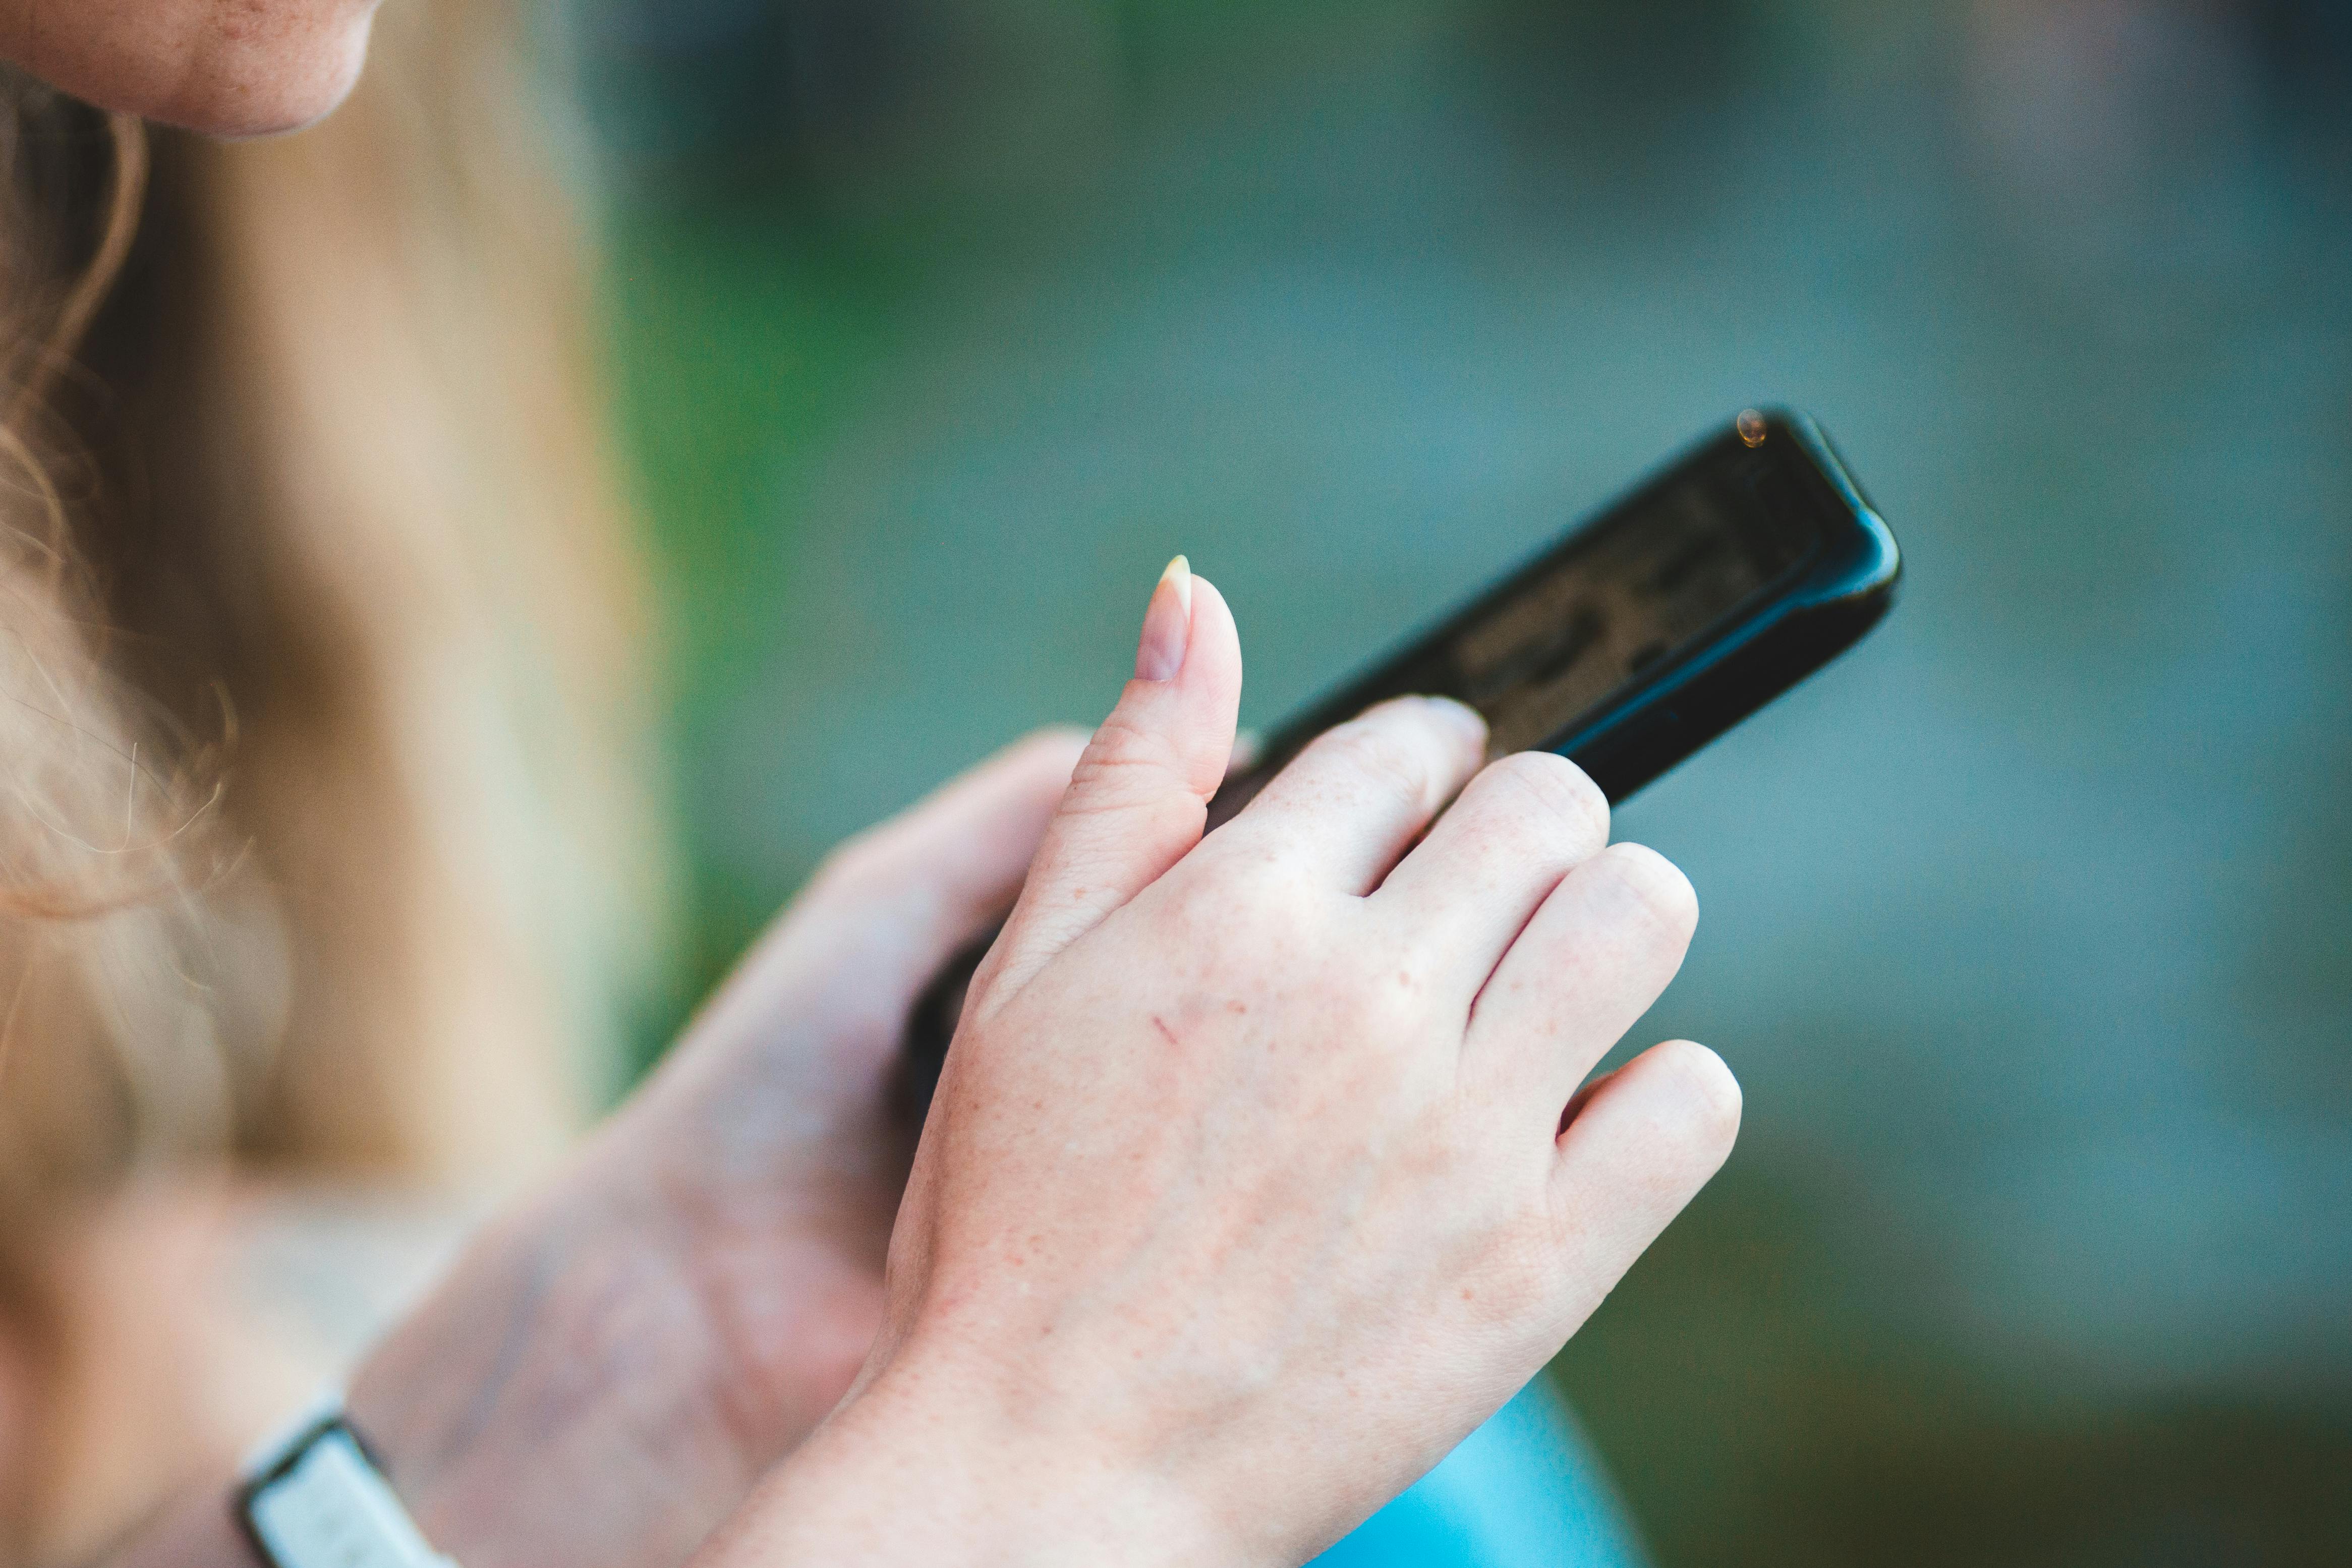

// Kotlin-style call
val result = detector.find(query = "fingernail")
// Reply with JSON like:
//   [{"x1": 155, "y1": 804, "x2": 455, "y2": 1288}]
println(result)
[
  {"x1": 1423, "y1": 696, "x2": 1488, "y2": 750},
  {"x1": 1135, "y1": 555, "x2": 1193, "y2": 682}
]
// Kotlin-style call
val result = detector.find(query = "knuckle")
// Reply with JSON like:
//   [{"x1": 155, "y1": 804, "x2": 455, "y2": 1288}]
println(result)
[
  {"x1": 1068, "y1": 717, "x2": 1189, "y2": 810},
  {"x1": 1078, "y1": 711, "x2": 1162, "y2": 771},
  {"x1": 1170, "y1": 860, "x2": 1302, "y2": 961},
  {"x1": 1163, "y1": 866, "x2": 1245, "y2": 945},
  {"x1": 1599, "y1": 843, "x2": 1699, "y2": 942},
  {"x1": 1481, "y1": 753, "x2": 1609, "y2": 852},
  {"x1": 1315, "y1": 715, "x2": 1440, "y2": 810}
]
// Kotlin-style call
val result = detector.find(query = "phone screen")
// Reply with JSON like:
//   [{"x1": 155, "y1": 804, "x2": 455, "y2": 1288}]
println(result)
[
  {"x1": 1212, "y1": 445, "x2": 1821, "y2": 821},
  {"x1": 1447, "y1": 463, "x2": 1818, "y2": 753}
]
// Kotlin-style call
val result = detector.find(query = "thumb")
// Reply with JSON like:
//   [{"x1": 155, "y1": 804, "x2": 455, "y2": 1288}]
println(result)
[{"x1": 974, "y1": 555, "x2": 1242, "y2": 1015}]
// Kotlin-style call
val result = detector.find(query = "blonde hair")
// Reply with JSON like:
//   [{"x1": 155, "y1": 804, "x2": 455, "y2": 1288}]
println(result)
[
  {"x1": 103, "y1": 3, "x2": 669, "y2": 1176},
  {"x1": 0, "y1": 83, "x2": 232, "y2": 1223},
  {"x1": 2, "y1": 0, "x2": 668, "y2": 1547}
]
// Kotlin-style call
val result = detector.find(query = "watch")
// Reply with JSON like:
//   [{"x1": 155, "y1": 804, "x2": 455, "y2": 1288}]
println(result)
[{"x1": 237, "y1": 1395, "x2": 458, "y2": 1568}]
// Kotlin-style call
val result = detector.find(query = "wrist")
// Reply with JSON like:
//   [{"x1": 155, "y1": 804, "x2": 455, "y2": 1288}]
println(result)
[
  {"x1": 704, "y1": 1351, "x2": 1238, "y2": 1568},
  {"x1": 341, "y1": 1182, "x2": 757, "y2": 1568}
]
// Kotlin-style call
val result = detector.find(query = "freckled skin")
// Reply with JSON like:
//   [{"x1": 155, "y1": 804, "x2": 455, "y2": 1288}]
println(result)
[{"x1": 0, "y1": 0, "x2": 382, "y2": 136}]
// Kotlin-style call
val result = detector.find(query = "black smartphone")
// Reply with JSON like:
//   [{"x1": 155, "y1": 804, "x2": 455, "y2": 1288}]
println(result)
[{"x1": 893, "y1": 408, "x2": 1900, "y2": 1125}]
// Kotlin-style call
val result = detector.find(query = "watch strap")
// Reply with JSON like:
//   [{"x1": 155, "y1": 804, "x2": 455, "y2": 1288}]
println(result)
[{"x1": 238, "y1": 1396, "x2": 457, "y2": 1568}]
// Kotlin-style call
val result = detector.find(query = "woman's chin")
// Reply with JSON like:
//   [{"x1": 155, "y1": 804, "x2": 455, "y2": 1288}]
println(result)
[
  {"x1": 3, "y1": 1, "x2": 381, "y2": 139},
  {"x1": 169, "y1": 9, "x2": 382, "y2": 139}
]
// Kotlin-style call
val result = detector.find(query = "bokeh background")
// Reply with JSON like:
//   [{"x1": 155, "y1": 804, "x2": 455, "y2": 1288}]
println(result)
[{"x1": 570, "y1": 1, "x2": 2352, "y2": 1561}]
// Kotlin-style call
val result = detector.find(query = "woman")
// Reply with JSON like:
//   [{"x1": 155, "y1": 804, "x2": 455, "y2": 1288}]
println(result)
[{"x1": 2, "y1": 4, "x2": 1742, "y2": 1566}]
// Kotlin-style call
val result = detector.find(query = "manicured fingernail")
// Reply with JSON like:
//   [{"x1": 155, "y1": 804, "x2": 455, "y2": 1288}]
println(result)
[
  {"x1": 1423, "y1": 695, "x2": 1488, "y2": 750},
  {"x1": 1135, "y1": 555, "x2": 1193, "y2": 682}
]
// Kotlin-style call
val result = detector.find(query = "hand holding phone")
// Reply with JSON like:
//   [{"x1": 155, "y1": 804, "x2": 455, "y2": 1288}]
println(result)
[
  {"x1": 896, "y1": 409, "x2": 1901, "y2": 1122},
  {"x1": 731, "y1": 556, "x2": 1743, "y2": 1568}
]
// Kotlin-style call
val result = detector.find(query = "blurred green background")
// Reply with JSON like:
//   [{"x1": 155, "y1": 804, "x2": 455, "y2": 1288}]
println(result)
[{"x1": 576, "y1": 1, "x2": 2352, "y2": 1561}]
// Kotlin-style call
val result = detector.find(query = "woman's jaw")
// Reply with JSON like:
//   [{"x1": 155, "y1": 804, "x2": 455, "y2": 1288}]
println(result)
[{"x1": 0, "y1": 0, "x2": 382, "y2": 137}]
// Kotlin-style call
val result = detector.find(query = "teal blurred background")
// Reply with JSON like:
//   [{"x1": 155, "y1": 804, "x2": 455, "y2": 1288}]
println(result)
[{"x1": 575, "y1": 1, "x2": 2352, "y2": 1561}]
